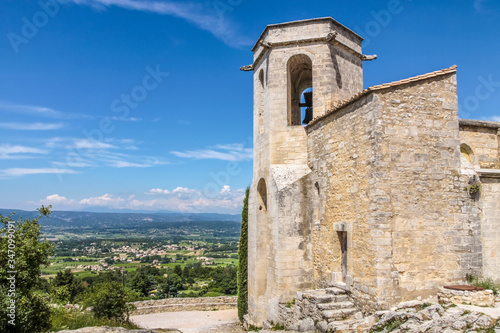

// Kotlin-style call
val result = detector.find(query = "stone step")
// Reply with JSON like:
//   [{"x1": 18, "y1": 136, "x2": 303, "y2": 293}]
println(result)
[
  {"x1": 322, "y1": 308, "x2": 359, "y2": 321},
  {"x1": 333, "y1": 295, "x2": 349, "y2": 302},
  {"x1": 326, "y1": 317, "x2": 364, "y2": 332},
  {"x1": 300, "y1": 290, "x2": 335, "y2": 304},
  {"x1": 330, "y1": 281, "x2": 347, "y2": 290},
  {"x1": 318, "y1": 301, "x2": 355, "y2": 310},
  {"x1": 325, "y1": 287, "x2": 347, "y2": 295}
]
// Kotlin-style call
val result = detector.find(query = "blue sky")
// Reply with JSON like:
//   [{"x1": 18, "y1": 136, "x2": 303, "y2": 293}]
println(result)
[{"x1": 1, "y1": 0, "x2": 499, "y2": 214}]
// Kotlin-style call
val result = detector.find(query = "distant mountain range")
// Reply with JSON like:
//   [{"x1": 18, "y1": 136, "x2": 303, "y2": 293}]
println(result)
[{"x1": 0, "y1": 208, "x2": 241, "y2": 228}]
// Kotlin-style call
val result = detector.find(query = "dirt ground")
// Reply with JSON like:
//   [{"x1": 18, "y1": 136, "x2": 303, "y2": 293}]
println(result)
[{"x1": 130, "y1": 309, "x2": 246, "y2": 333}]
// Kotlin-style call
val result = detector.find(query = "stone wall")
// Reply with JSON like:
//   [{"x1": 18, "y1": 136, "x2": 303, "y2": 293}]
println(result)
[
  {"x1": 307, "y1": 93, "x2": 379, "y2": 301},
  {"x1": 479, "y1": 176, "x2": 500, "y2": 281},
  {"x1": 374, "y1": 73, "x2": 483, "y2": 304},
  {"x1": 438, "y1": 287, "x2": 495, "y2": 307},
  {"x1": 459, "y1": 122, "x2": 500, "y2": 168},
  {"x1": 306, "y1": 71, "x2": 484, "y2": 313},
  {"x1": 129, "y1": 296, "x2": 237, "y2": 316}
]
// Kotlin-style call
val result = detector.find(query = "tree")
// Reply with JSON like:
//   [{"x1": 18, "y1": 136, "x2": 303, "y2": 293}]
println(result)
[
  {"x1": 51, "y1": 269, "x2": 84, "y2": 304},
  {"x1": 0, "y1": 206, "x2": 54, "y2": 332},
  {"x1": 237, "y1": 186, "x2": 249, "y2": 321},
  {"x1": 83, "y1": 282, "x2": 134, "y2": 321},
  {"x1": 173, "y1": 264, "x2": 183, "y2": 276},
  {"x1": 129, "y1": 269, "x2": 152, "y2": 297}
]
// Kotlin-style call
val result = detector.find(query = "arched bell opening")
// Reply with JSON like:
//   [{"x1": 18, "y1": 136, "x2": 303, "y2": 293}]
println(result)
[
  {"x1": 287, "y1": 54, "x2": 313, "y2": 126},
  {"x1": 300, "y1": 87, "x2": 313, "y2": 125}
]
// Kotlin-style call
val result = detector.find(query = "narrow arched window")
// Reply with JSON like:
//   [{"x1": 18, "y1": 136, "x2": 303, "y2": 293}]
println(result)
[
  {"x1": 460, "y1": 144, "x2": 474, "y2": 163},
  {"x1": 258, "y1": 69, "x2": 265, "y2": 134},
  {"x1": 257, "y1": 178, "x2": 267, "y2": 211},
  {"x1": 287, "y1": 54, "x2": 313, "y2": 126}
]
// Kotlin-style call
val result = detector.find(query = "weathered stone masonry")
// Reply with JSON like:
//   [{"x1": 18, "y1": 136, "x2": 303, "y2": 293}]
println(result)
[{"x1": 244, "y1": 17, "x2": 500, "y2": 327}]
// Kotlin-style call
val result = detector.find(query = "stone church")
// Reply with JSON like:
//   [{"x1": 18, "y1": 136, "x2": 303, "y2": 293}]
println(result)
[{"x1": 241, "y1": 17, "x2": 500, "y2": 326}]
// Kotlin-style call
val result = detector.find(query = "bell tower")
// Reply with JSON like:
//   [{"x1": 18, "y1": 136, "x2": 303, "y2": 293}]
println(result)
[{"x1": 242, "y1": 17, "x2": 370, "y2": 326}]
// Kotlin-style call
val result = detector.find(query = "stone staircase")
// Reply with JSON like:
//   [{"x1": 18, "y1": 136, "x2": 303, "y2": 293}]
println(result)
[{"x1": 290, "y1": 287, "x2": 365, "y2": 332}]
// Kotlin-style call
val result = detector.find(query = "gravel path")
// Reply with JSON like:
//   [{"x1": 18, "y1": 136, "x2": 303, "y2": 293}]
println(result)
[{"x1": 130, "y1": 309, "x2": 245, "y2": 333}]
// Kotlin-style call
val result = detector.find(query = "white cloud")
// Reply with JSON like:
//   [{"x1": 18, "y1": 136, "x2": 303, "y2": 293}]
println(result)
[
  {"x1": 79, "y1": 193, "x2": 128, "y2": 207},
  {"x1": 172, "y1": 142, "x2": 253, "y2": 161},
  {"x1": 37, "y1": 194, "x2": 77, "y2": 210},
  {"x1": 220, "y1": 185, "x2": 231, "y2": 194},
  {"x1": 0, "y1": 168, "x2": 78, "y2": 178},
  {"x1": 110, "y1": 161, "x2": 151, "y2": 168},
  {"x1": 35, "y1": 186, "x2": 245, "y2": 213},
  {"x1": 0, "y1": 144, "x2": 48, "y2": 160},
  {"x1": 111, "y1": 116, "x2": 142, "y2": 122},
  {"x1": 69, "y1": 0, "x2": 252, "y2": 48},
  {"x1": 74, "y1": 139, "x2": 116, "y2": 150},
  {"x1": 0, "y1": 122, "x2": 65, "y2": 130},
  {"x1": 145, "y1": 188, "x2": 171, "y2": 195},
  {"x1": 43, "y1": 137, "x2": 168, "y2": 169},
  {"x1": 172, "y1": 186, "x2": 196, "y2": 199}
]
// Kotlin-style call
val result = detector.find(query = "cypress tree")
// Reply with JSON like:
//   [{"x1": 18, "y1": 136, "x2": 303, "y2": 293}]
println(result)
[{"x1": 237, "y1": 186, "x2": 250, "y2": 322}]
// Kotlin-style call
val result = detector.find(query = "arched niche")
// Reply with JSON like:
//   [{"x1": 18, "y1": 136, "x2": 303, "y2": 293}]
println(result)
[
  {"x1": 257, "y1": 178, "x2": 267, "y2": 211},
  {"x1": 460, "y1": 143, "x2": 475, "y2": 164}
]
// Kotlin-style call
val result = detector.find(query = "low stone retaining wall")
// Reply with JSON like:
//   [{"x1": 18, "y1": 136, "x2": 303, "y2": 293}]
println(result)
[
  {"x1": 438, "y1": 287, "x2": 495, "y2": 307},
  {"x1": 129, "y1": 296, "x2": 238, "y2": 316}
]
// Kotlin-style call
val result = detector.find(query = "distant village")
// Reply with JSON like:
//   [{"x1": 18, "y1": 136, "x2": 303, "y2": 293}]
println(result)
[{"x1": 52, "y1": 241, "x2": 223, "y2": 273}]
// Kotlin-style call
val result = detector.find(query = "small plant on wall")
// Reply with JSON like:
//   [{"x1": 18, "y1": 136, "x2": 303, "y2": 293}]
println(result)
[{"x1": 464, "y1": 175, "x2": 481, "y2": 198}]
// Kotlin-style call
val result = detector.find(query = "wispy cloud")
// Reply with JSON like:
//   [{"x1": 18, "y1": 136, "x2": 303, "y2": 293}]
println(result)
[
  {"x1": 69, "y1": 0, "x2": 252, "y2": 48},
  {"x1": 0, "y1": 168, "x2": 78, "y2": 178},
  {"x1": 0, "y1": 101, "x2": 91, "y2": 119},
  {"x1": 172, "y1": 143, "x2": 253, "y2": 161},
  {"x1": 0, "y1": 144, "x2": 48, "y2": 160},
  {"x1": 74, "y1": 139, "x2": 116, "y2": 150},
  {"x1": 45, "y1": 137, "x2": 169, "y2": 170},
  {"x1": 2, "y1": 136, "x2": 168, "y2": 178},
  {"x1": 111, "y1": 116, "x2": 142, "y2": 122},
  {"x1": 0, "y1": 122, "x2": 66, "y2": 130}
]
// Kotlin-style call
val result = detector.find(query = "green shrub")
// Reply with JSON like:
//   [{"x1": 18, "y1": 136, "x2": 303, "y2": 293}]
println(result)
[
  {"x1": 466, "y1": 274, "x2": 499, "y2": 295},
  {"x1": 0, "y1": 206, "x2": 54, "y2": 332},
  {"x1": 50, "y1": 306, "x2": 140, "y2": 332},
  {"x1": 83, "y1": 282, "x2": 135, "y2": 321}
]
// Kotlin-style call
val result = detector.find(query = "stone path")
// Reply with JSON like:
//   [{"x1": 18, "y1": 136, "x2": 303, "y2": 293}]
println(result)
[
  {"x1": 456, "y1": 302, "x2": 500, "y2": 319},
  {"x1": 130, "y1": 309, "x2": 245, "y2": 333}
]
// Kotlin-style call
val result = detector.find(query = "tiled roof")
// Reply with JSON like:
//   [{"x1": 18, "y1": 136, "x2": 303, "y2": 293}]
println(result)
[{"x1": 308, "y1": 65, "x2": 458, "y2": 126}]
